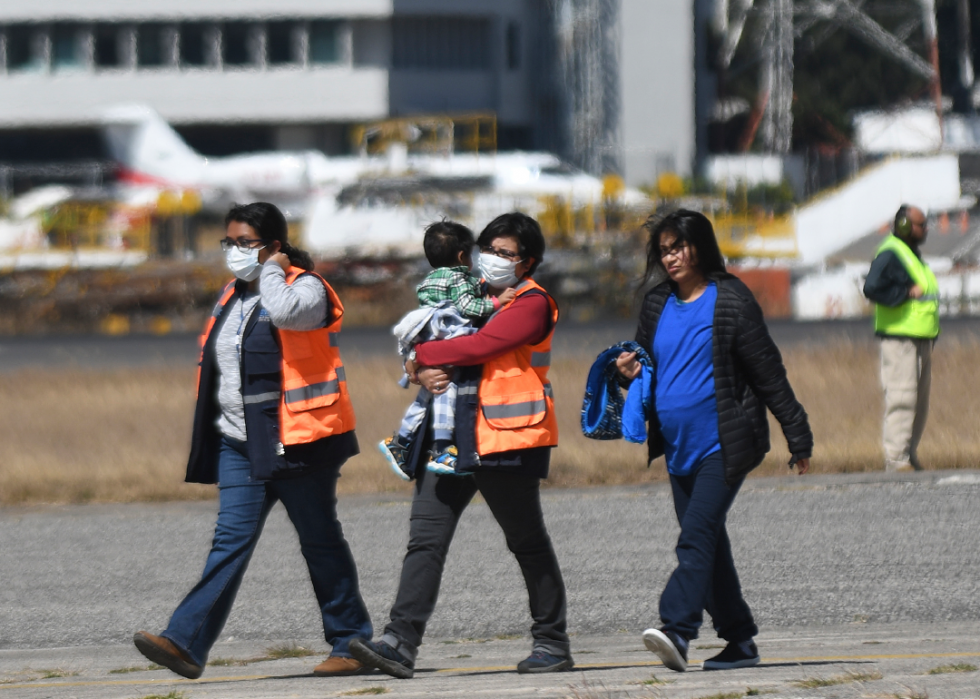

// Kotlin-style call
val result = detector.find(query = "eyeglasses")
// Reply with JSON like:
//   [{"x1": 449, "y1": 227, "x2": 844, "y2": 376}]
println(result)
[
  {"x1": 659, "y1": 242, "x2": 689, "y2": 259},
  {"x1": 481, "y1": 246, "x2": 522, "y2": 261},
  {"x1": 220, "y1": 237, "x2": 266, "y2": 252}
]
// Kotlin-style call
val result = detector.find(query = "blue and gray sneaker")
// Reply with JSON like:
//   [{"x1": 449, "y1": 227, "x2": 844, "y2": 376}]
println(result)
[
  {"x1": 378, "y1": 436, "x2": 411, "y2": 481},
  {"x1": 349, "y1": 638, "x2": 414, "y2": 679},
  {"x1": 427, "y1": 445, "x2": 464, "y2": 476},
  {"x1": 516, "y1": 650, "x2": 574, "y2": 674}
]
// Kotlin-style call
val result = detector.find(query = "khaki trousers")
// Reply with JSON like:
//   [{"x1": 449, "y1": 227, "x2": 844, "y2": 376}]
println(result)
[{"x1": 880, "y1": 337, "x2": 932, "y2": 471}]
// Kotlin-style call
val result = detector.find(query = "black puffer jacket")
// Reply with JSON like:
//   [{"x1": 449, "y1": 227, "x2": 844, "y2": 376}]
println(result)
[{"x1": 635, "y1": 275, "x2": 813, "y2": 484}]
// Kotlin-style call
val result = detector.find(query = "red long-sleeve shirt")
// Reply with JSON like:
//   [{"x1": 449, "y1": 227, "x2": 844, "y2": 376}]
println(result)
[{"x1": 415, "y1": 292, "x2": 551, "y2": 367}]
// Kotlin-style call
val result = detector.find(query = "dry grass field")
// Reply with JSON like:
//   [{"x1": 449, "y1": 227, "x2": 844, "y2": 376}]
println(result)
[{"x1": 2, "y1": 341, "x2": 979, "y2": 505}]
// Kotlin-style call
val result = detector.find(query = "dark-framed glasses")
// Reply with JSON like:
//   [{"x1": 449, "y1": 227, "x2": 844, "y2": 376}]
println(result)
[
  {"x1": 659, "y1": 242, "x2": 689, "y2": 259},
  {"x1": 481, "y1": 245, "x2": 522, "y2": 261},
  {"x1": 220, "y1": 237, "x2": 266, "y2": 252}
]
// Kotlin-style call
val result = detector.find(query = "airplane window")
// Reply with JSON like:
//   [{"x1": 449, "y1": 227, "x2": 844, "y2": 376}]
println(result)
[{"x1": 94, "y1": 25, "x2": 120, "y2": 68}]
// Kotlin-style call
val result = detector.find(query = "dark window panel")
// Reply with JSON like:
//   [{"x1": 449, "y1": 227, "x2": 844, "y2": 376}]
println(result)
[
  {"x1": 310, "y1": 20, "x2": 339, "y2": 64},
  {"x1": 137, "y1": 24, "x2": 164, "y2": 67},
  {"x1": 94, "y1": 25, "x2": 119, "y2": 67},
  {"x1": 268, "y1": 21, "x2": 295, "y2": 64},
  {"x1": 5, "y1": 24, "x2": 34, "y2": 70},
  {"x1": 222, "y1": 22, "x2": 249, "y2": 66},
  {"x1": 180, "y1": 23, "x2": 207, "y2": 67},
  {"x1": 506, "y1": 21, "x2": 521, "y2": 70},
  {"x1": 52, "y1": 24, "x2": 81, "y2": 69},
  {"x1": 393, "y1": 16, "x2": 491, "y2": 70}
]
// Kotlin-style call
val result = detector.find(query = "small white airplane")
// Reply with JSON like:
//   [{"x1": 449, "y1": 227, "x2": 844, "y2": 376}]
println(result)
[{"x1": 101, "y1": 104, "x2": 633, "y2": 258}]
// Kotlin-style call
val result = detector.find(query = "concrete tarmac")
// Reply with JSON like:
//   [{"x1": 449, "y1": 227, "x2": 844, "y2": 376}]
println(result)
[{"x1": 2, "y1": 470, "x2": 980, "y2": 697}]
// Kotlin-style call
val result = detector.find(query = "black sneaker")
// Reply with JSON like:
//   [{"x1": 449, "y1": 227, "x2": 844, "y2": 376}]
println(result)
[
  {"x1": 642, "y1": 628, "x2": 688, "y2": 672},
  {"x1": 516, "y1": 650, "x2": 574, "y2": 674},
  {"x1": 349, "y1": 638, "x2": 414, "y2": 679},
  {"x1": 702, "y1": 640, "x2": 760, "y2": 670}
]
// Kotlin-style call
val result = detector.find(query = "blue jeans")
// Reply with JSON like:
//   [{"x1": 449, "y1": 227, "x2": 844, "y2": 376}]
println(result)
[
  {"x1": 659, "y1": 451, "x2": 758, "y2": 643},
  {"x1": 162, "y1": 437, "x2": 372, "y2": 665}
]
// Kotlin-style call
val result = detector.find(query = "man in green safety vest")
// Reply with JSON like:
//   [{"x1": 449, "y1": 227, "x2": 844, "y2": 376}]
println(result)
[{"x1": 863, "y1": 205, "x2": 939, "y2": 472}]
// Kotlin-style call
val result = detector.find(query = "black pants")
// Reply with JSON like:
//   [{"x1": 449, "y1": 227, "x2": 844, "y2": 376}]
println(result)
[
  {"x1": 660, "y1": 451, "x2": 757, "y2": 643},
  {"x1": 382, "y1": 466, "x2": 570, "y2": 659}
]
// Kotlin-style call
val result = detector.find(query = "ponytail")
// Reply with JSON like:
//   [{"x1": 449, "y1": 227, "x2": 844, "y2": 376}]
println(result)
[{"x1": 225, "y1": 202, "x2": 315, "y2": 272}]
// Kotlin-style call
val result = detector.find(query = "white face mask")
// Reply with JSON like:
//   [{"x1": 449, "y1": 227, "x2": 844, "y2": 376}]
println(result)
[
  {"x1": 225, "y1": 245, "x2": 264, "y2": 282},
  {"x1": 478, "y1": 252, "x2": 520, "y2": 288}
]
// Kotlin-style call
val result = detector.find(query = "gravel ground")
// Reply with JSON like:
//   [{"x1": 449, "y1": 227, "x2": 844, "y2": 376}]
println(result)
[{"x1": 2, "y1": 470, "x2": 979, "y2": 652}]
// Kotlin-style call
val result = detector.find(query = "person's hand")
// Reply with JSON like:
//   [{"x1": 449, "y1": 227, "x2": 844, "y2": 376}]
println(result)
[
  {"x1": 268, "y1": 252, "x2": 291, "y2": 272},
  {"x1": 909, "y1": 284, "x2": 924, "y2": 299},
  {"x1": 616, "y1": 351, "x2": 642, "y2": 380},
  {"x1": 418, "y1": 366, "x2": 452, "y2": 394},
  {"x1": 498, "y1": 288, "x2": 518, "y2": 305},
  {"x1": 794, "y1": 457, "x2": 810, "y2": 475}
]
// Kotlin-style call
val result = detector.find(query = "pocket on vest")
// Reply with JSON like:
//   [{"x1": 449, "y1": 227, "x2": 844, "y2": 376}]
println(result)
[
  {"x1": 480, "y1": 390, "x2": 548, "y2": 430},
  {"x1": 282, "y1": 370, "x2": 342, "y2": 412}
]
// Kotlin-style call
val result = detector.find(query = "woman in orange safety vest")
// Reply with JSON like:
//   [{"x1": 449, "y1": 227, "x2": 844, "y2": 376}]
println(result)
[
  {"x1": 133, "y1": 202, "x2": 372, "y2": 679},
  {"x1": 349, "y1": 212, "x2": 573, "y2": 678}
]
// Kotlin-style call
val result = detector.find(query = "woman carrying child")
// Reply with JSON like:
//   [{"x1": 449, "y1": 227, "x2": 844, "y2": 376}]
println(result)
[
  {"x1": 351, "y1": 212, "x2": 573, "y2": 678},
  {"x1": 379, "y1": 221, "x2": 515, "y2": 478}
]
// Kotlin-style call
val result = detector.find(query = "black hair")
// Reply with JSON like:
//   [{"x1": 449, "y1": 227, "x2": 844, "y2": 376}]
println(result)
[
  {"x1": 422, "y1": 220, "x2": 475, "y2": 268},
  {"x1": 225, "y1": 202, "x2": 314, "y2": 271},
  {"x1": 640, "y1": 209, "x2": 727, "y2": 289},
  {"x1": 476, "y1": 212, "x2": 546, "y2": 277}
]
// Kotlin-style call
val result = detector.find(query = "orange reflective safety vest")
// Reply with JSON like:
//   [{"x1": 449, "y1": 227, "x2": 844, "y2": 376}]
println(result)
[
  {"x1": 474, "y1": 278, "x2": 559, "y2": 456},
  {"x1": 198, "y1": 267, "x2": 356, "y2": 446}
]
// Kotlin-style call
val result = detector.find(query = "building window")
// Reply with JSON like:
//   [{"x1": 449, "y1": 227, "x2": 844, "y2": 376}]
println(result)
[
  {"x1": 52, "y1": 24, "x2": 82, "y2": 70},
  {"x1": 222, "y1": 22, "x2": 250, "y2": 66},
  {"x1": 267, "y1": 21, "x2": 297, "y2": 65},
  {"x1": 506, "y1": 22, "x2": 521, "y2": 70},
  {"x1": 180, "y1": 23, "x2": 207, "y2": 67},
  {"x1": 393, "y1": 17, "x2": 491, "y2": 70},
  {"x1": 137, "y1": 24, "x2": 165, "y2": 67},
  {"x1": 5, "y1": 24, "x2": 37, "y2": 71},
  {"x1": 94, "y1": 25, "x2": 119, "y2": 68},
  {"x1": 309, "y1": 21, "x2": 339, "y2": 64}
]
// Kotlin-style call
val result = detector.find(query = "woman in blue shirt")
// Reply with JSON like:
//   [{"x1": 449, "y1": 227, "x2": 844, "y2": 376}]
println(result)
[{"x1": 617, "y1": 210, "x2": 813, "y2": 673}]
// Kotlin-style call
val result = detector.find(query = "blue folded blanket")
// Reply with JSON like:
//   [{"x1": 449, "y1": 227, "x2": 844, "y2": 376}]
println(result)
[{"x1": 581, "y1": 340, "x2": 653, "y2": 441}]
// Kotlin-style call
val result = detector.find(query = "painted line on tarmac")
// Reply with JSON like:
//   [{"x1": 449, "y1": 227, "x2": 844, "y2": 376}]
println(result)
[{"x1": 3, "y1": 650, "x2": 979, "y2": 691}]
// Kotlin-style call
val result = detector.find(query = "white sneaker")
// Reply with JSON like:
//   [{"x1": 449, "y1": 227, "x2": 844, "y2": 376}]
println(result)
[{"x1": 642, "y1": 628, "x2": 687, "y2": 672}]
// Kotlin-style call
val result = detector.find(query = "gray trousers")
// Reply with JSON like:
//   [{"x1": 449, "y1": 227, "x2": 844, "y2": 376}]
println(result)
[{"x1": 880, "y1": 336, "x2": 932, "y2": 471}]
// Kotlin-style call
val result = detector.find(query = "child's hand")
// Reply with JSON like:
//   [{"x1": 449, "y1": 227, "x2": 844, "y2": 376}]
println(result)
[{"x1": 498, "y1": 288, "x2": 518, "y2": 305}]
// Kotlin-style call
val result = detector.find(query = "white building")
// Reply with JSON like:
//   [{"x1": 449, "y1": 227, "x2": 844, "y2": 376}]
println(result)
[{"x1": 0, "y1": 0, "x2": 696, "y2": 186}]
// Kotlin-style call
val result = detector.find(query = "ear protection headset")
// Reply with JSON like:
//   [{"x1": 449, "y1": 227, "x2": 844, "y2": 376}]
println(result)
[{"x1": 895, "y1": 205, "x2": 912, "y2": 237}]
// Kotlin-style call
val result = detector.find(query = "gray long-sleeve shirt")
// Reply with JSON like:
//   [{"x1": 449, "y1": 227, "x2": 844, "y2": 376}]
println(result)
[{"x1": 215, "y1": 263, "x2": 329, "y2": 441}]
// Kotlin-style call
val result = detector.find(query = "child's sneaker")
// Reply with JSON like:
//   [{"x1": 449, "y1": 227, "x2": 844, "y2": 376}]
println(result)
[
  {"x1": 378, "y1": 436, "x2": 411, "y2": 481},
  {"x1": 427, "y1": 445, "x2": 463, "y2": 476}
]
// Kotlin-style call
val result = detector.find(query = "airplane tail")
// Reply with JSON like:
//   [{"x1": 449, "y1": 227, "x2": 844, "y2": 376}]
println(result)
[{"x1": 101, "y1": 105, "x2": 205, "y2": 185}]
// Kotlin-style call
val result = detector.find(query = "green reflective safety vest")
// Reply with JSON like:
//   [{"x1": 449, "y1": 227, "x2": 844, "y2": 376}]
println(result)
[{"x1": 872, "y1": 235, "x2": 940, "y2": 339}]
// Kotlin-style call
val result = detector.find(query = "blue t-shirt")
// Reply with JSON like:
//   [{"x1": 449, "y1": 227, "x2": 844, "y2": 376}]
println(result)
[{"x1": 652, "y1": 283, "x2": 721, "y2": 476}]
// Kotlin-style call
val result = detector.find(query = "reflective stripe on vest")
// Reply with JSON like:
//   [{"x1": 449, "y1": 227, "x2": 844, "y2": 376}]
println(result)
[
  {"x1": 873, "y1": 235, "x2": 940, "y2": 339},
  {"x1": 283, "y1": 366, "x2": 346, "y2": 406}
]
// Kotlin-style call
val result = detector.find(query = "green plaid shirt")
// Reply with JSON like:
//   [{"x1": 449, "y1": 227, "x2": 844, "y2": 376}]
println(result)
[{"x1": 417, "y1": 265, "x2": 495, "y2": 319}]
